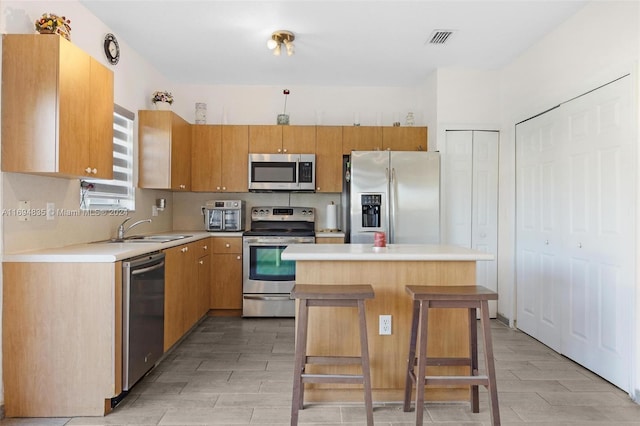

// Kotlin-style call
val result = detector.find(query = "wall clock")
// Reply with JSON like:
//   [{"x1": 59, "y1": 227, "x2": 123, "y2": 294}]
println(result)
[{"x1": 104, "y1": 33, "x2": 120, "y2": 65}]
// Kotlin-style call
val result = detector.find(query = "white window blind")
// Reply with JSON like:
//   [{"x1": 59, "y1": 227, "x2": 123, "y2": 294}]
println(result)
[{"x1": 81, "y1": 105, "x2": 135, "y2": 210}]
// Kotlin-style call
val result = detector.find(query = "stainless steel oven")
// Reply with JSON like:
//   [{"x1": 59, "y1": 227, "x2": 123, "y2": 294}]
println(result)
[{"x1": 242, "y1": 206, "x2": 315, "y2": 317}]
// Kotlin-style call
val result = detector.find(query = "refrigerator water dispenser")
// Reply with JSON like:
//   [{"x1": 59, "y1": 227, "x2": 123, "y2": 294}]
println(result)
[{"x1": 361, "y1": 194, "x2": 382, "y2": 228}]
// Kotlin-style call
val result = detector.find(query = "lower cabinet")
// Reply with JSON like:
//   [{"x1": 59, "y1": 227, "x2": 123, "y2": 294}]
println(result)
[
  {"x1": 2, "y1": 261, "x2": 122, "y2": 417},
  {"x1": 210, "y1": 237, "x2": 243, "y2": 314},
  {"x1": 163, "y1": 239, "x2": 211, "y2": 352}
]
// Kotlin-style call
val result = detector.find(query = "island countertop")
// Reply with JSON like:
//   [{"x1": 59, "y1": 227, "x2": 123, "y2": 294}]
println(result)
[{"x1": 282, "y1": 243, "x2": 494, "y2": 261}]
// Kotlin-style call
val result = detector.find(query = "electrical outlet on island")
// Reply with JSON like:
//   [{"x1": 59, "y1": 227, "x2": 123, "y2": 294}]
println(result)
[{"x1": 379, "y1": 315, "x2": 392, "y2": 335}]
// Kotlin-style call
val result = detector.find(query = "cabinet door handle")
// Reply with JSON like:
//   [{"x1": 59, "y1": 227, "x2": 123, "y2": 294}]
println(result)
[
  {"x1": 85, "y1": 167, "x2": 97, "y2": 174},
  {"x1": 179, "y1": 184, "x2": 186, "y2": 189},
  {"x1": 203, "y1": 245, "x2": 208, "y2": 250},
  {"x1": 277, "y1": 148, "x2": 282, "y2": 153},
  {"x1": 181, "y1": 247, "x2": 188, "y2": 253},
  {"x1": 578, "y1": 242, "x2": 582, "y2": 248},
  {"x1": 283, "y1": 148, "x2": 287, "y2": 153},
  {"x1": 199, "y1": 260, "x2": 204, "y2": 265},
  {"x1": 236, "y1": 255, "x2": 241, "y2": 260},
  {"x1": 216, "y1": 186, "x2": 221, "y2": 190},
  {"x1": 545, "y1": 240, "x2": 549, "y2": 245},
  {"x1": 222, "y1": 187, "x2": 226, "y2": 191},
  {"x1": 225, "y1": 243, "x2": 230, "y2": 248}
]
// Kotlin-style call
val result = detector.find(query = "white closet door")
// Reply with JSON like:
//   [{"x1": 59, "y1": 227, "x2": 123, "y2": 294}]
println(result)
[
  {"x1": 515, "y1": 109, "x2": 564, "y2": 352},
  {"x1": 442, "y1": 130, "x2": 499, "y2": 316},
  {"x1": 561, "y1": 76, "x2": 634, "y2": 391},
  {"x1": 442, "y1": 131, "x2": 473, "y2": 247},
  {"x1": 472, "y1": 131, "x2": 499, "y2": 304}
]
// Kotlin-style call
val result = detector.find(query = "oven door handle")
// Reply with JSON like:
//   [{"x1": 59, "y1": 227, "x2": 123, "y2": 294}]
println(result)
[{"x1": 243, "y1": 295, "x2": 293, "y2": 301}]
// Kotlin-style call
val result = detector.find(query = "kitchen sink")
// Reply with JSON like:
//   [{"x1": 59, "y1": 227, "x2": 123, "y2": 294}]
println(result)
[{"x1": 100, "y1": 234, "x2": 193, "y2": 243}]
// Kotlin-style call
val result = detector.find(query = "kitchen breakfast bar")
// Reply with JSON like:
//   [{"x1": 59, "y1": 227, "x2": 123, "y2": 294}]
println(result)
[{"x1": 281, "y1": 243, "x2": 494, "y2": 403}]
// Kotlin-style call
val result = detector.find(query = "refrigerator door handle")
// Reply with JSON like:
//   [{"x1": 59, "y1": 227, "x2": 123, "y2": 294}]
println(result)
[{"x1": 389, "y1": 167, "x2": 397, "y2": 243}]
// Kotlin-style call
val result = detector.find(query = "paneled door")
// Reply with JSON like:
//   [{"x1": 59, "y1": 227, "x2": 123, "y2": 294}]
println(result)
[
  {"x1": 560, "y1": 76, "x2": 634, "y2": 391},
  {"x1": 515, "y1": 75, "x2": 634, "y2": 391},
  {"x1": 515, "y1": 109, "x2": 564, "y2": 352},
  {"x1": 442, "y1": 130, "x2": 499, "y2": 317}
]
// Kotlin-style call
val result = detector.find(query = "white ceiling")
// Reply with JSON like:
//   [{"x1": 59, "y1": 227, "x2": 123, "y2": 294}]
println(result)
[{"x1": 80, "y1": 0, "x2": 587, "y2": 87}]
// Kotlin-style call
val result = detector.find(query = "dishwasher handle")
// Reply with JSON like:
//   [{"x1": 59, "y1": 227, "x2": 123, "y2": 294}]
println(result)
[{"x1": 131, "y1": 260, "x2": 165, "y2": 276}]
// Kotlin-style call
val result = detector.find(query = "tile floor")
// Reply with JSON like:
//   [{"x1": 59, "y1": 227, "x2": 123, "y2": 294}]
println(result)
[{"x1": 1, "y1": 316, "x2": 639, "y2": 425}]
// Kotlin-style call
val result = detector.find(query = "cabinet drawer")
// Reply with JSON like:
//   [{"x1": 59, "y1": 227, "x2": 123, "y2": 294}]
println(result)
[
  {"x1": 211, "y1": 237, "x2": 242, "y2": 253},
  {"x1": 196, "y1": 238, "x2": 211, "y2": 254}
]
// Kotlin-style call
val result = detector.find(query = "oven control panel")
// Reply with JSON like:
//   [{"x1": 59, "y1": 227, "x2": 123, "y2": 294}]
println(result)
[{"x1": 250, "y1": 206, "x2": 315, "y2": 222}]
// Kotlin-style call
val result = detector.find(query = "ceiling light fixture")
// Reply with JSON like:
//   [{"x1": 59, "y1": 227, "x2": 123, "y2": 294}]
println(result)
[{"x1": 267, "y1": 30, "x2": 295, "y2": 57}]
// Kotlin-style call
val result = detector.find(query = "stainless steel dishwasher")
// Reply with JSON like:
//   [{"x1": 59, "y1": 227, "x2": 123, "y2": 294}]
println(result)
[{"x1": 122, "y1": 252, "x2": 165, "y2": 391}]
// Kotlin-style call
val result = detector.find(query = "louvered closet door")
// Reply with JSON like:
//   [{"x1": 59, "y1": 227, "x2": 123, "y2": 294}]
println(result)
[
  {"x1": 515, "y1": 108, "x2": 564, "y2": 352},
  {"x1": 561, "y1": 76, "x2": 634, "y2": 391},
  {"x1": 442, "y1": 130, "x2": 499, "y2": 317}
]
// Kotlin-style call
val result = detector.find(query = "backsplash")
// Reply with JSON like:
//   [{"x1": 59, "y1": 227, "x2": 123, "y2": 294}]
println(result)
[
  {"x1": 172, "y1": 191, "x2": 342, "y2": 232},
  {"x1": 2, "y1": 172, "x2": 173, "y2": 253},
  {"x1": 2, "y1": 172, "x2": 341, "y2": 253}
]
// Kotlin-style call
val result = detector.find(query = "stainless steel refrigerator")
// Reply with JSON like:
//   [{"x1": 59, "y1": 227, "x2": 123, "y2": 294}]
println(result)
[{"x1": 347, "y1": 151, "x2": 440, "y2": 244}]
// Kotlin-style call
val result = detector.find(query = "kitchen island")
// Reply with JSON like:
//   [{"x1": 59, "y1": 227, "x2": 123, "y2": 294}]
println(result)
[{"x1": 281, "y1": 243, "x2": 494, "y2": 403}]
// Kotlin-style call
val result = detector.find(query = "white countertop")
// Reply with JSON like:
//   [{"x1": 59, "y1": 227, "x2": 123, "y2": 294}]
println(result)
[
  {"x1": 2, "y1": 231, "x2": 226, "y2": 263},
  {"x1": 282, "y1": 243, "x2": 494, "y2": 261}
]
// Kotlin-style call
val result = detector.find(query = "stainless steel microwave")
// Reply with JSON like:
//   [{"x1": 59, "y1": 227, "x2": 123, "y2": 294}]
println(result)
[{"x1": 248, "y1": 153, "x2": 315, "y2": 192}]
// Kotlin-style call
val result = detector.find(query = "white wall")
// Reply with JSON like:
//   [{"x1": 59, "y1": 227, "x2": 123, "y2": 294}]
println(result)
[{"x1": 497, "y1": 0, "x2": 640, "y2": 399}]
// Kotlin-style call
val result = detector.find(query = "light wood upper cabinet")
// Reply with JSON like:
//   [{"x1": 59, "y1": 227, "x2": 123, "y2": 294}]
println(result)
[
  {"x1": 282, "y1": 125, "x2": 316, "y2": 153},
  {"x1": 249, "y1": 125, "x2": 282, "y2": 153},
  {"x1": 221, "y1": 125, "x2": 249, "y2": 192},
  {"x1": 192, "y1": 125, "x2": 248, "y2": 192},
  {"x1": 1, "y1": 34, "x2": 114, "y2": 179},
  {"x1": 192, "y1": 125, "x2": 222, "y2": 191},
  {"x1": 342, "y1": 126, "x2": 382, "y2": 153},
  {"x1": 249, "y1": 125, "x2": 316, "y2": 153},
  {"x1": 382, "y1": 127, "x2": 428, "y2": 151},
  {"x1": 315, "y1": 126, "x2": 343, "y2": 193},
  {"x1": 139, "y1": 110, "x2": 191, "y2": 191}
]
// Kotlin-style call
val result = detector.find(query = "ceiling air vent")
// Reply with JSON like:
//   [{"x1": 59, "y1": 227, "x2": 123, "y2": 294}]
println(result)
[{"x1": 427, "y1": 30, "x2": 455, "y2": 45}]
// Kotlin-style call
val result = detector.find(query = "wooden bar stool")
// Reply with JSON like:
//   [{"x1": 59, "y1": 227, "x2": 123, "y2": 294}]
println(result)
[
  {"x1": 290, "y1": 284, "x2": 375, "y2": 426},
  {"x1": 403, "y1": 285, "x2": 500, "y2": 426}
]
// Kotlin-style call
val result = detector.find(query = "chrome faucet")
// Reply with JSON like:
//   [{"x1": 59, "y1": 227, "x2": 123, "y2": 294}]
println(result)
[{"x1": 117, "y1": 217, "x2": 152, "y2": 240}]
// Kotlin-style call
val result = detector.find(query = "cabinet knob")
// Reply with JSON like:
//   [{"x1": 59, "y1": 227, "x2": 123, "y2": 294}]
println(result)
[
  {"x1": 216, "y1": 186, "x2": 221, "y2": 190},
  {"x1": 236, "y1": 255, "x2": 241, "y2": 260},
  {"x1": 203, "y1": 245, "x2": 208, "y2": 250},
  {"x1": 85, "y1": 167, "x2": 97, "y2": 174},
  {"x1": 199, "y1": 260, "x2": 204, "y2": 265},
  {"x1": 179, "y1": 184, "x2": 186, "y2": 189},
  {"x1": 578, "y1": 242, "x2": 582, "y2": 248},
  {"x1": 277, "y1": 148, "x2": 282, "y2": 153},
  {"x1": 91, "y1": 168, "x2": 97, "y2": 174},
  {"x1": 181, "y1": 247, "x2": 189, "y2": 253},
  {"x1": 222, "y1": 187, "x2": 226, "y2": 191},
  {"x1": 283, "y1": 148, "x2": 287, "y2": 153},
  {"x1": 545, "y1": 240, "x2": 549, "y2": 245},
  {"x1": 225, "y1": 243, "x2": 230, "y2": 248}
]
